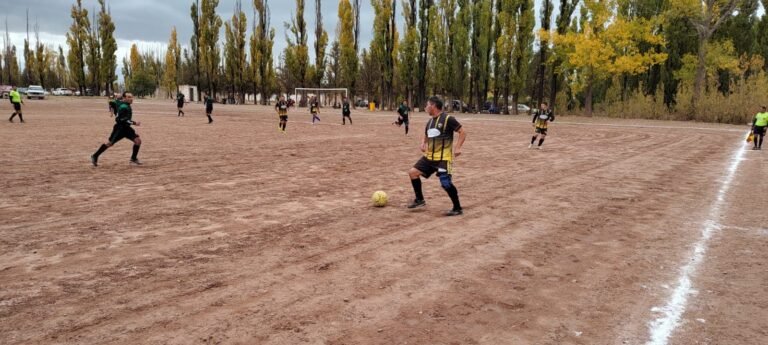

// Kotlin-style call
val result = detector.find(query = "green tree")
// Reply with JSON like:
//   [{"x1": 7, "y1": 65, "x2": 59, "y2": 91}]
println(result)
[
  {"x1": 398, "y1": 0, "x2": 419, "y2": 104},
  {"x1": 163, "y1": 27, "x2": 181, "y2": 97},
  {"x1": 224, "y1": 1, "x2": 248, "y2": 103},
  {"x1": 312, "y1": 0, "x2": 329, "y2": 87},
  {"x1": 338, "y1": 0, "x2": 358, "y2": 100},
  {"x1": 250, "y1": 0, "x2": 275, "y2": 104},
  {"x1": 190, "y1": 0, "x2": 202, "y2": 100},
  {"x1": 87, "y1": 11, "x2": 101, "y2": 95},
  {"x1": 199, "y1": 0, "x2": 223, "y2": 95},
  {"x1": 98, "y1": 0, "x2": 117, "y2": 95},
  {"x1": 284, "y1": 0, "x2": 310, "y2": 92},
  {"x1": 370, "y1": 0, "x2": 398, "y2": 109},
  {"x1": 66, "y1": 0, "x2": 90, "y2": 95}
]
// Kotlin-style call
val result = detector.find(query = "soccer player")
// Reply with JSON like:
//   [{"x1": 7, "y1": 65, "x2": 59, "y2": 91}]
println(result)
[
  {"x1": 276, "y1": 96, "x2": 289, "y2": 132},
  {"x1": 395, "y1": 100, "x2": 411, "y2": 135},
  {"x1": 91, "y1": 92, "x2": 143, "y2": 166},
  {"x1": 342, "y1": 97, "x2": 352, "y2": 125},
  {"x1": 203, "y1": 93, "x2": 214, "y2": 124},
  {"x1": 108, "y1": 93, "x2": 122, "y2": 116},
  {"x1": 8, "y1": 86, "x2": 24, "y2": 123},
  {"x1": 529, "y1": 102, "x2": 555, "y2": 150},
  {"x1": 407, "y1": 96, "x2": 467, "y2": 216},
  {"x1": 752, "y1": 106, "x2": 768, "y2": 150},
  {"x1": 177, "y1": 92, "x2": 186, "y2": 116},
  {"x1": 309, "y1": 97, "x2": 320, "y2": 124}
]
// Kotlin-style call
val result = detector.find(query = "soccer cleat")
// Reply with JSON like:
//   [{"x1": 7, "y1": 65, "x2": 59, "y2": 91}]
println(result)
[
  {"x1": 537, "y1": 146, "x2": 543, "y2": 150},
  {"x1": 444, "y1": 209, "x2": 463, "y2": 216},
  {"x1": 407, "y1": 199, "x2": 426, "y2": 209},
  {"x1": 90, "y1": 154, "x2": 98, "y2": 167},
  {"x1": 130, "y1": 159, "x2": 143, "y2": 165},
  {"x1": 528, "y1": 144, "x2": 533, "y2": 149}
]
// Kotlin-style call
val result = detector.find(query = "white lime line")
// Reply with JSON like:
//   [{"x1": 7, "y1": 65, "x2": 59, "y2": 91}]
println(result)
[{"x1": 645, "y1": 142, "x2": 747, "y2": 345}]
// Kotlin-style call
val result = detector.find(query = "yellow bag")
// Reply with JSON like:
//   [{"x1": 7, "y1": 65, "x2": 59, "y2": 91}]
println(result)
[{"x1": 747, "y1": 132, "x2": 754, "y2": 143}]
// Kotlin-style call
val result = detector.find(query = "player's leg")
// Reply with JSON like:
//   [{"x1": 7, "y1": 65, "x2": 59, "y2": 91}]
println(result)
[
  {"x1": 538, "y1": 131, "x2": 547, "y2": 148},
  {"x1": 129, "y1": 135, "x2": 142, "y2": 164},
  {"x1": 438, "y1": 168, "x2": 462, "y2": 216}
]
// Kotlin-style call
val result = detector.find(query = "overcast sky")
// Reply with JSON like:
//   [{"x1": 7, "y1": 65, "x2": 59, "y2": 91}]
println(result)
[{"x1": 9, "y1": 0, "x2": 757, "y2": 83}]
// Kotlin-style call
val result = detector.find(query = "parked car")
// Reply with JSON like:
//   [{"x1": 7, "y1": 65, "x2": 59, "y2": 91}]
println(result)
[
  {"x1": 26, "y1": 85, "x2": 46, "y2": 99},
  {"x1": 0, "y1": 85, "x2": 11, "y2": 98},
  {"x1": 17, "y1": 87, "x2": 28, "y2": 95},
  {"x1": 451, "y1": 100, "x2": 472, "y2": 113},
  {"x1": 508, "y1": 103, "x2": 531, "y2": 114},
  {"x1": 354, "y1": 99, "x2": 369, "y2": 107},
  {"x1": 53, "y1": 88, "x2": 73, "y2": 96}
]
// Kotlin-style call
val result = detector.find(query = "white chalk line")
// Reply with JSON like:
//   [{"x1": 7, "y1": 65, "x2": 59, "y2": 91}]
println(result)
[{"x1": 645, "y1": 141, "x2": 747, "y2": 345}]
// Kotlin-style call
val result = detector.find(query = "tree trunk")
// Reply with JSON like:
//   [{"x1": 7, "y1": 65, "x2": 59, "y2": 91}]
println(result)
[
  {"x1": 691, "y1": 35, "x2": 707, "y2": 120},
  {"x1": 585, "y1": 78, "x2": 593, "y2": 117}
]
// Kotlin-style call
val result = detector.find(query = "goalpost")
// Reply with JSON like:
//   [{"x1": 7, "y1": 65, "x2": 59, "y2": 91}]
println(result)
[{"x1": 293, "y1": 87, "x2": 349, "y2": 108}]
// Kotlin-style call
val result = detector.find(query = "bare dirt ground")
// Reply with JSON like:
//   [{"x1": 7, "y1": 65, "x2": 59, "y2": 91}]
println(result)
[{"x1": 0, "y1": 97, "x2": 765, "y2": 345}]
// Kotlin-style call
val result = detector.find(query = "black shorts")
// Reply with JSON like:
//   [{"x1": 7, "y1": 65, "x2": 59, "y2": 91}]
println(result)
[
  {"x1": 754, "y1": 126, "x2": 766, "y2": 135},
  {"x1": 343, "y1": 112, "x2": 351, "y2": 117},
  {"x1": 12, "y1": 102, "x2": 21, "y2": 111},
  {"x1": 279, "y1": 115, "x2": 288, "y2": 121},
  {"x1": 535, "y1": 127, "x2": 548, "y2": 135},
  {"x1": 108, "y1": 124, "x2": 138, "y2": 143},
  {"x1": 414, "y1": 157, "x2": 452, "y2": 178},
  {"x1": 206, "y1": 107, "x2": 213, "y2": 114},
  {"x1": 177, "y1": 102, "x2": 184, "y2": 108},
  {"x1": 402, "y1": 117, "x2": 409, "y2": 126}
]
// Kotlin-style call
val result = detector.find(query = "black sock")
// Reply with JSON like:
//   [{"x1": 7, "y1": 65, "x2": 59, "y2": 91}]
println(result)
[
  {"x1": 759, "y1": 135, "x2": 764, "y2": 148},
  {"x1": 9, "y1": 113, "x2": 16, "y2": 121},
  {"x1": 207, "y1": 114, "x2": 213, "y2": 123},
  {"x1": 348, "y1": 117, "x2": 352, "y2": 125},
  {"x1": 445, "y1": 185, "x2": 462, "y2": 210},
  {"x1": 411, "y1": 178, "x2": 424, "y2": 201},
  {"x1": 531, "y1": 136, "x2": 537, "y2": 144},
  {"x1": 405, "y1": 125, "x2": 409, "y2": 135},
  {"x1": 539, "y1": 138, "x2": 545, "y2": 146},
  {"x1": 94, "y1": 144, "x2": 109, "y2": 157},
  {"x1": 131, "y1": 144, "x2": 140, "y2": 160}
]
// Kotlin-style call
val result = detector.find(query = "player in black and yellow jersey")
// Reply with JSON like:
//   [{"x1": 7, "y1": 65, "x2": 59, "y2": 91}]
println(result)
[
  {"x1": 407, "y1": 96, "x2": 467, "y2": 216},
  {"x1": 310, "y1": 97, "x2": 321, "y2": 124},
  {"x1": 342, "y1": 97, "x2": 352, "y2": 125},
  {"x1": 91, "y1": 92, "x2": 143, "y2": 166},
  {"x1": 276, "y1": 96, "x2": 289, "y2": 132},
  {"x1": 529, "y1": 102, "x2": 554, "y2": 150}
]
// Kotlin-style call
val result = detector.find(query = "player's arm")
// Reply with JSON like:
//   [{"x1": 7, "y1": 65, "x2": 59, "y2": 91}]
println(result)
[{"x1": 420, "y1": 133, "x2": 428, "y2": 152}]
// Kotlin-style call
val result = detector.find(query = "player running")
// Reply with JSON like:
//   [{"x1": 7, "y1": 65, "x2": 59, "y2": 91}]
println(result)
[
  {"x1": 342, "y1": 97, "x2": 352, "y2": 125},
  {"x1": 394, "y1": 100, "x2": 411, "y2": 135},
  {"x1": 752, "y1": 106, "x2": 768, "y2": 150},
  {"x1": 407, "y1": 96, "x2": 467, "y2": 216},
  {"x1": 177, "y1": 92, "x2": 186, "y2": 116},
  {"x1": 529, "y1": 102, "x2": 555, "y2": 150},
  {"x1": 310, "y1": 97, "x2": 320, "y2": 124},
  {"x1": 91, "y1": 92, "x2": 143, "y2": 166},
  {"x1": 8, "y1": 86, "x2": 24, "y2": 123},
  {"x1": 276, "y1": 96, "x2": 289, "y2": 132}
]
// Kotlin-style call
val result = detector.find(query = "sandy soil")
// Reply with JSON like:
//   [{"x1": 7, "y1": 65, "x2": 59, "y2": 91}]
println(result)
[{"x1": 0, "y1": 97, "x2": 765, "y2": 345}]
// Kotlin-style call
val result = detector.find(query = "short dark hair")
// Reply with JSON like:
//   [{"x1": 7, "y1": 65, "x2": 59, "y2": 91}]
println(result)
[
  {"x1": 541, "y1": 101, "x2": 549, "y2": 106},
  {"x1": 122, "y1": 91, "x2": 131, "y2": 98},
  {"x1": 428, "y1": 96, "x2": 443, "y2": 110}
]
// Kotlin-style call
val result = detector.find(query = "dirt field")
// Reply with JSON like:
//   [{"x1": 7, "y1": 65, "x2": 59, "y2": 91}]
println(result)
[{"x1": 1, "y1": 97, "x2": 766, "y2": 345}]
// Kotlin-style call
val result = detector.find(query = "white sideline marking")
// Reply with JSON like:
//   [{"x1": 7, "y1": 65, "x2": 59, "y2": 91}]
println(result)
[{"x1": 645, "y1": 142, "x2": 747, "y2": 345}]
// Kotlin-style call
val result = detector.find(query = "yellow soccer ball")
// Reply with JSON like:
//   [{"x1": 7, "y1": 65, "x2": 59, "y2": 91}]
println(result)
[{"x1": 371, "y1": 191, "x2": 388, "y2": 207}]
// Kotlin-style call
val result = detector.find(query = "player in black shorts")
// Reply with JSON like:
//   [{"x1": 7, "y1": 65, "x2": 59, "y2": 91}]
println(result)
[
  {"x1": 529, "y1": 102, "x2": 554, "y2": 149},
  {"x1": 407, "y1": 96, "x2": 467, "y2": 216},
  {"x1": 395, "y1": 100, "x2": 411, "y2": 135},
  {"x1": 176, "y1": 92, "x2": 185, "y2": 116},
  {"x1": 91, "y1": 92, "x2": 143, "y2": 166},
  {"x1": 342, "y1": 97, "x2": 352, "y2": 125},
  {"x1": 276, "y1": 96, "x2": 289, "y2": 132},
  {"x1": 203, "y1": 93, "x2": 214, "y2": 123},
  {"x1": 310, "y1": 97, "x2": 320, "y2": 124}
]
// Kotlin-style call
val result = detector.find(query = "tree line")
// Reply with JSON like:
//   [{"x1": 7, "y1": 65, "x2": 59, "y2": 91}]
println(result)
[{"x1": 1, "y1": 0, "x2": 767, "y2": 123}]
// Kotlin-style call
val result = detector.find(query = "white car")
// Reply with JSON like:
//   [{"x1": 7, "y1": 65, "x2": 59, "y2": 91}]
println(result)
[
  {"x1": 508, "y1": 103, "x2": 531, "y2": 114},
  {"x1": 26, "y1": 85, "x2": 46, "y2": 99},
  {"x1": 53, "y1": 88, "x2": 73, "y2": 96}
]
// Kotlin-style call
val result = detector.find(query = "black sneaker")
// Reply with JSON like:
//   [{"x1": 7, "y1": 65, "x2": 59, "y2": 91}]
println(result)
[
  {"x1": 444, "y1": 209, "x2": 463, "y2": 216},
  {"x1": 407, "y1": 199, "x2": 426, "y2": 209},
  {"x1": 91, "y1": 154, "x2": 98, "y2": 167},
  {"x1": 130, "y1": 159, "x2": 143, "y2": 165}
]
